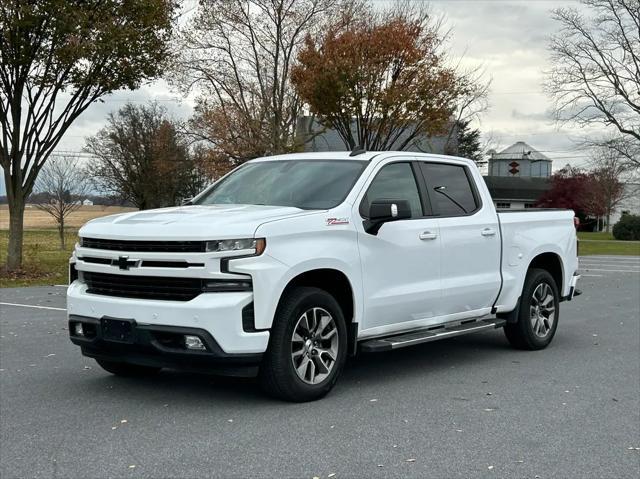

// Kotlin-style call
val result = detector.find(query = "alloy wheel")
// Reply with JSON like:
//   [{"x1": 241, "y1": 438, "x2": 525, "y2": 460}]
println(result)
[{"x1": 291, "y1": 307, "x2": 339, "y2": 385}]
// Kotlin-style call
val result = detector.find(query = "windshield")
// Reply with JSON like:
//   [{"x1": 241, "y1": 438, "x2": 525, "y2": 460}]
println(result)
[{"x1": 195, "y1": 160, "x2": 367, "y2": 209}]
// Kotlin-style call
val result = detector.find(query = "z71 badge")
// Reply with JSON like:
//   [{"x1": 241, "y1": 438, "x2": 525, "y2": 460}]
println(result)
[{"x1": 326, "y1": 217, "x2": 350, "y2": 226}]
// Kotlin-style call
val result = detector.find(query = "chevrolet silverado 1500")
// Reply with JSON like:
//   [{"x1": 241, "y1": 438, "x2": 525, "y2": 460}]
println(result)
[{"x1": 68, "y1": 150, "x2": 581, "y2": 401}]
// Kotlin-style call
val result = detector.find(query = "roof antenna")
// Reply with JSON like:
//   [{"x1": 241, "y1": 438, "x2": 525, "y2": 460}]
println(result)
[{"x1": 349, "y1": 145, "x2": 366, "y2": 157}]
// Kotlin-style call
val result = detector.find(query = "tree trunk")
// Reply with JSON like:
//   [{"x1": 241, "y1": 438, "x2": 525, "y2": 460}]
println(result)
[
  {"x1": 7, "y1": 196, "x2": 25, "y2": 271},
  {"x1": 59, "y1": 216, "x2": 65, "y2": 250},
  {"x1": 605, "y1": 209, "x2": 611, "y2": 233}
]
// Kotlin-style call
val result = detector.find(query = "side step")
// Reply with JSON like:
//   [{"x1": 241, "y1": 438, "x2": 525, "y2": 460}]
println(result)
[{"x1": 359, "y1": 318, "x2": 506, "y2": 353}]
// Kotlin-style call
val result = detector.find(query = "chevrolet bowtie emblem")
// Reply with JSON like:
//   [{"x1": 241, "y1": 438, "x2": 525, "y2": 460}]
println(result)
[{"x1": 113, "y1": 256, "x2": 140, "y2": 270}]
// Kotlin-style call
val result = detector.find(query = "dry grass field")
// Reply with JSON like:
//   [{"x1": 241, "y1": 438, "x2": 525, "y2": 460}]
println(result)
[{"x1": 0, "y1": 204, "x2": 136, "y2": 229}]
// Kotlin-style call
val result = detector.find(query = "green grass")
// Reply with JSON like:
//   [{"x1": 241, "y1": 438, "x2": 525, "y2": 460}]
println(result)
[
  {"x1": 1, "y1": 229, "x2": 77, "y2": 287},
  {"x1": 578, "y1": 231, "x2": 640, "y2": 256},
  {"x1": 577, "y1": 231, "x2": 615, "y2": 241}
]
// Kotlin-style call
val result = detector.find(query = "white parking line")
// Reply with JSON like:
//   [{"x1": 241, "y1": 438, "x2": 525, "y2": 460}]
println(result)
[
  {"x1": 0, "y1": 302, "x2": 66, "y2": 311},
  {"x1": 580, "y1": 268, "x2": 640, "y2": 273},
  {"x1": 580, "y1": 274, "x2": 604, "y2": 277},
  {"x1": 580, "y1": 256, "x2": 640, "y2": 260},
  {"x1": 580, "y1": 263, "x2": 640, "y2": 268}
]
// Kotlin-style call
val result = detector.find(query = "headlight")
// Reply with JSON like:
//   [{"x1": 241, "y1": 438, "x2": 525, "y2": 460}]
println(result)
[{"x1": 205, "y1": 238, "x2": 266, "y2": 255}]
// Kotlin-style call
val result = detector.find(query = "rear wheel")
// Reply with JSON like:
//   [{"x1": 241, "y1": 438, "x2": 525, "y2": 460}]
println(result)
[
  {"x1": 259, "y1": 287, "x2": 347, "y2": 402},
  {"x1": 504, "y1": 268, "x2": 559, "y2": 350},
  {"x1": 95, "y1": 359, "x2": 161, "y2": 377}
]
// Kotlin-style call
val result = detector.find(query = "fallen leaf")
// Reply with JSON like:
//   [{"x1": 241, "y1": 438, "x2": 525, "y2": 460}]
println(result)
[
  {"x1": 120, "y1": 419, "x2": 127, "y2": 424},
  {"x1": 111, "y1": 426, "x2": 117, "y2": 430},
  {"x1": 128, "y1": 465, "x2": 136, "y2": 469},
  {"x1": 488, "y1": 466, "x2": 494, "y2": 470},
  {"x1": 369, "y1": 399, "x2": 378, "y2": 402},
  {"x1": 377, "y1": 465, "x2": 384, "y2": 468},
  {"x1": 83, "y1": 366, "x2": 91, "y2": 370},
  {"x1": 328, "y1": 474, "x2": 336, "y2": 478},
  {"x1": 406, "y1": 458, "x2": 416, "y2": 463},
  {"x1": 483, "y1": 408, "x2": 495, "y2": 412},
  {"x1": 228, "y1": 419, "x2": 233, "y2": 423}
]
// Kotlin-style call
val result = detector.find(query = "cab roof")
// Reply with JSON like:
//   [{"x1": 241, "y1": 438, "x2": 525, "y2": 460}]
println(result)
[{"x1": 248, "y1": 151, "x2": 471, "y2": 163}]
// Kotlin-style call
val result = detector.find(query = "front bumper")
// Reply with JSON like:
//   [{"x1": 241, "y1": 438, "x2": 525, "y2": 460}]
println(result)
[
  {"x1": 67, "y1": 281, "x2": 270, "y2": 357},
  {"x1": 69, "y1": 315, "x2": 262, "y2": 376}
]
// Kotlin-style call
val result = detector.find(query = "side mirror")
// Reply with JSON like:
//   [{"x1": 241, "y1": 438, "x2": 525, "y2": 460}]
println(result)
[{"x1": 364, "y1": 199, "x2": 411, "y2": 235}]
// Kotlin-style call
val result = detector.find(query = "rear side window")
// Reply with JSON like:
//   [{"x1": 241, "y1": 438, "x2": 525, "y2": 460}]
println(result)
[
  {"x1": 419, "y1": 163, "x2": 479, "y2": 216},
  {"x1": 360, "y1": 162, "x2": 423, "y2": 218}
]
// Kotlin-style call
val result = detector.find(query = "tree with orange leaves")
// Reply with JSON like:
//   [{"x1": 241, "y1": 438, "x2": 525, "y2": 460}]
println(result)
[{"x1": 291, "y1": 4, "x2": 485, "y2": 151}]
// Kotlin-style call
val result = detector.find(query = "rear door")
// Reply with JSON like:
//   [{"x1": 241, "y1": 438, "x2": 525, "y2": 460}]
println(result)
[
  {"x1": 418, "y1": 161, "x2": 501, "y2": 316},
  {"x1": 356, "y1": 160, "x2": 441, "y2": 334}
]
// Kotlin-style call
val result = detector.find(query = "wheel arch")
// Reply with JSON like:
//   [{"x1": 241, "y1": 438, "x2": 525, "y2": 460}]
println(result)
[
  {"x1": 528, "y1": 252, "x2": 564, "y2": 293},
  {"x1": 278, "y1": 268, "x2": 358, "y2": 354}
]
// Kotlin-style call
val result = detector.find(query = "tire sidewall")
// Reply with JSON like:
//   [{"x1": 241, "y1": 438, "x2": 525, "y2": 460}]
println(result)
[
  {"x1": 270, "y1": 287, "x2": 348, "y2": 400},
  {"x1": 518, "y1": 269, "x2": 560, "y2": 348}
]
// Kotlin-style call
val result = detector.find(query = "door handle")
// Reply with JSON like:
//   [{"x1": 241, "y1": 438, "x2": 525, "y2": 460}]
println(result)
[
  {"x1": 481, "y1": 228, "x2": 497, "y2": 237},
  {"x1": 419, "y1": 231, "x2": 438, "y2": 240}
]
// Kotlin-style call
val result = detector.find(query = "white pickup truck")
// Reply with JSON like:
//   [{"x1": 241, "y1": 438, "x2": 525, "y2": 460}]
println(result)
[{"x1": 68, "y1": 150, "x2": 581, "y2": 401}]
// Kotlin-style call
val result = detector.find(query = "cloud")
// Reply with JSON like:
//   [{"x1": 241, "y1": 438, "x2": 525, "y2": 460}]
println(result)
[{"x1": 429, "y1": 0, "x2": 604, "y2": 167}]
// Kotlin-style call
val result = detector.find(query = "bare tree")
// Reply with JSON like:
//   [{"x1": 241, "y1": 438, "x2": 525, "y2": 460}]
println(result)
[
  {"x1": 33, "y1": 156, "x2": 90, "y2": 249},
  {"x1": 588, "y1": 143, "x2": 639, "y2": 231},
  {"x1": 581, "y1": 133, "x2": 640, "y2": 169},
  {"x1": 172, "y1": 0, "x2": 358, "y2": 167},
  {"x1": 0, "y1": 0, "x2": 176, "y2": 270},
  {"x1": 546, "y1": 0, "x2": 639, "y2": 147}
]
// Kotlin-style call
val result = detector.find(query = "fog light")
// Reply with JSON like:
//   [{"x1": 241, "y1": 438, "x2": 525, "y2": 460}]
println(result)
[
  {"x1": 74, "y1": 322, "x2": 84, "y2": 337},
  {"x1": 184, "y1": 335, "x2": 206, "y2": 351}
]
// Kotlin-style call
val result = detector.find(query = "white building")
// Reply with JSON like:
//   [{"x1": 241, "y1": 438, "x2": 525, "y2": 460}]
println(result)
[
  {"x1": 82, "y1": 199, "x2": 94, "y2": 206},
  {"x1": 484, "y1": 141, "x2": 551, "y2": 209}
]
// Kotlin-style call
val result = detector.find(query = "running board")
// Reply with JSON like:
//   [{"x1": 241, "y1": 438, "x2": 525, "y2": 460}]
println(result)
[{"x1": 359, "y1": 318, "x2": 506, "y2": 353}]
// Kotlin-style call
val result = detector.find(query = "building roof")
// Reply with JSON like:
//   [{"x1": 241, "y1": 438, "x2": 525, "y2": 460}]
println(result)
[
  {"x1": 483, "y1": 176, "x2": 551, "y2": 201},
  {"x1": 490, "y1": 141, "x2": 550, "y2": 162}
]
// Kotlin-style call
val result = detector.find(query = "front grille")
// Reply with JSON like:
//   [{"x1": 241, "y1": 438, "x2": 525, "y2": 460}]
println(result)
[
  {"x1": 81, "y1": 237, "x2": 206, "y2": 253},
  {"x1": 83, "y1": 272, "x2": 203, "y2": 301}
]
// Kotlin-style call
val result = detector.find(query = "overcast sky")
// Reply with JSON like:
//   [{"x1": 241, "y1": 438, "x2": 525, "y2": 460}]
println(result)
[{"x1": 3, "y1": 0, "x2": 606, "y2": 196}]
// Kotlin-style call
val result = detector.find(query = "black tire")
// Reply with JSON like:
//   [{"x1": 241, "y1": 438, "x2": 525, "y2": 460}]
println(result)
[
  {"x1": 259, "y1": 287, "x2": 348, "y2": 402},
  {"x1": 95, "y1": 359, "x2": 161, "y2": 377},
  {"x1": 504, "y1": 268, "x2": 560, "y2": 350}
]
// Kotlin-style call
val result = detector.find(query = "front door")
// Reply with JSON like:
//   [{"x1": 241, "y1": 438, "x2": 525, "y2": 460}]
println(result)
[{"x1": 356, "y1": 161, "x2": 442, "y2": 336}]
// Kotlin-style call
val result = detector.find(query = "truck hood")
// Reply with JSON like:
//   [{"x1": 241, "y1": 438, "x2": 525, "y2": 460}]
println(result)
[{"x1": 79, "y1": 204, "x2": 316, "y2": 240}]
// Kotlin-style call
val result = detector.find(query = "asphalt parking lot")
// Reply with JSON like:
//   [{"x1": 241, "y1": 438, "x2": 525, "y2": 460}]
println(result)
[{"x1": 1, "y1": 255, "x2": 639, "y2": 479}]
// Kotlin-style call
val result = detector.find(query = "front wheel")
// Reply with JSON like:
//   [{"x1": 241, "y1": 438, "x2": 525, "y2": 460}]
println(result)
[
  {"x1": 259, "y1": 287, "x2": 347, "y2": 402},
  {"x1": 504, "y1": 268, "x2": 560, "y2": 350}
]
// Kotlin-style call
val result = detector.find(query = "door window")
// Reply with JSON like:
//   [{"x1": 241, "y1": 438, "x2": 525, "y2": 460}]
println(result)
[
  {"x1": 419, "y1": 163, "x2": 479, "y2": 216},
  {"x1": 360, "y1": 162, "x2": 423, "y2": 218}
]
